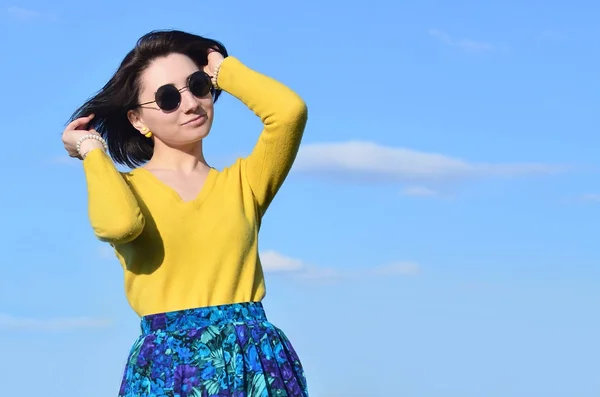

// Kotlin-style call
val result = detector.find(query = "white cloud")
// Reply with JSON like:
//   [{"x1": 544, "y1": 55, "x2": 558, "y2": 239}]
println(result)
[
  {"x1": 401, "y1": 186, "x2": 439, "y2": 197},
  {"x1": 294, "y1": 141, "x2": 564, "y2": 184},
  {"x1": 98, "y1": 244, "x2": 116, "y2": 259},
  {"x1": 261, "y1": 251, "x2": 344, "y2": 282},
  {"x1": 538, "y1": 30, "x2": 565, "y2": 41},
  {"x1": 428, "y1": 29, "x2": 494, "y2": 52},
  {"x1": 0, "y1": 313, "x2": 111, "y2": 331},
  {"x1": 49, "y1": 155, "x2": 77, "y2": 166},
  {"x1": 260, "y1": 250, "x2": 305, "y2": 272},
  {"x1": 371, "y1": 262, "x2": 421, "y2": 276},
  {"x1": 578, "y1": 194, "x2": 600, "y2": 202},
  {"x1": 261, "y1": 251, "x2": 420, "y2": 283},
  {"x1": 298, "y1": 266, "x2": 347, "y2": 284},
  {"x1": 6, "y1": 6, "x2": 41, "y2": 20},
  {"x1": 4, "y1": 6, "x2": 57, "y2": 21},
  {"x1": 458, "y1": 281, "x2": 503, "y2": 292}
]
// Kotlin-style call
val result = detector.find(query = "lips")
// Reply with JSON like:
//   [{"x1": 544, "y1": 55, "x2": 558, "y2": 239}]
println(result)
[{"x1": 182, "y1": 114, "x2": 206, "y2": 125}]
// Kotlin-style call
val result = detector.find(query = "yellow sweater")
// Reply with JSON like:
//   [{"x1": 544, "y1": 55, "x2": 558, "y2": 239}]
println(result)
[{"x1": 82, "y1": 57, "x2": 307, "y2": 317}]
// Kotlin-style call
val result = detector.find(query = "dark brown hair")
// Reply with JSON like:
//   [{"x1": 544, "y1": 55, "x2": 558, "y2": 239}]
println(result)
[{"x1": 68, "y1": 29, "x2": 228, "y2": 168}]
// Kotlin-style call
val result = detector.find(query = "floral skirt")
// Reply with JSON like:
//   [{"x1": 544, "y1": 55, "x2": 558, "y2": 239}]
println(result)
[{"x1": 118, "y1": 302, "x2": 308, "y2": 397}]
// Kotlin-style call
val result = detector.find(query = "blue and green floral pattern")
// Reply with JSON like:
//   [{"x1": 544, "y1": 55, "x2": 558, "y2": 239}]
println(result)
[{"x1": 118, "y1": 302, "x2": 308, "y2": 397}]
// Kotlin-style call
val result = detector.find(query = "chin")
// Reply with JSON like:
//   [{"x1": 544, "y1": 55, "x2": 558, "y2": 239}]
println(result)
[
  {"x1": 178, "y1": 122, "x2": 211, "y2": 138},
  {"x1": 192, "y1": 126, "x2": 211, "y2": 140},
  {"x1": 185, "y1": 129, "x2": 212, "y2": 145}
]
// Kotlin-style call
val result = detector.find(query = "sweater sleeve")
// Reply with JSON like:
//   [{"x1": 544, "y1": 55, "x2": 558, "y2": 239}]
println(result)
[
  {"x1": 82, "y1": 148, "x2": 145, "y2": 244},
  {"x1": 216, "y1": 57, "x2": 308, "y2": 216}
]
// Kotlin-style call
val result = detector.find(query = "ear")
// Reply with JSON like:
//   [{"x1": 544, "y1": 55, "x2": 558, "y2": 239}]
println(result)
[{"x1": 127, "y1": 109, "x2": 146, "y2": 135}]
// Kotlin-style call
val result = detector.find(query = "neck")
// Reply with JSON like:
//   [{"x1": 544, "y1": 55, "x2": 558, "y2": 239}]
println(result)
[{"x1": 145, "y1": 139, "x2": 208, "y2": 173}]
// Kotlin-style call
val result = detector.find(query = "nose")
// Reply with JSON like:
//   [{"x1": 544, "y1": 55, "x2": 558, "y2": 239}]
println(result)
[{"x1": 180, "y1": 88, "x2": 200, "y2": 113}]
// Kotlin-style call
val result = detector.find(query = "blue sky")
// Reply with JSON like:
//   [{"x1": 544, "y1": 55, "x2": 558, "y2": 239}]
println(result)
[{"x1": 1, "y1": 0, "x2": 599, "y2": 395}]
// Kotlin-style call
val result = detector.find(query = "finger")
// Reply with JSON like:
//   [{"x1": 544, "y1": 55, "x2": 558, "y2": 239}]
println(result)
[
  {"x1": 67, "y1": 114, "x2": 93, "y2": 129},
  {"x1": 68, "y1": 150, "x2": 83, "y2": 159},
  {"x1": 66, "y1": 115, "x2": 93, "y2": 131},
  {"x1": 74, "y1": 116, "x2": 94, "y2": 130},
  {"x1": 66, "y1": 114, "x2": 95, "y2": 131}
]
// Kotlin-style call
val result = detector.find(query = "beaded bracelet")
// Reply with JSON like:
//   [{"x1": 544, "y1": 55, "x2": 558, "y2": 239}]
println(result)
[
  {"x1": 211, "y1": 59, "x2": 225, "y2": 90},
  {"x1": 76, "y1": 134, "x2": 108, "y2": 157}
]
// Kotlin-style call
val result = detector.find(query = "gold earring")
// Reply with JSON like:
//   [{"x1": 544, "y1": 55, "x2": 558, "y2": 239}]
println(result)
[{"x1": 142, "y1": 127, "x2": 153, "y2": 138}]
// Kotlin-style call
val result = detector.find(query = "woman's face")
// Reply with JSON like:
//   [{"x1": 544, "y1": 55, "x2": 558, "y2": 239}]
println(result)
[{"x1": 129, "y1": 52, "x2": 214, "y2": 147}]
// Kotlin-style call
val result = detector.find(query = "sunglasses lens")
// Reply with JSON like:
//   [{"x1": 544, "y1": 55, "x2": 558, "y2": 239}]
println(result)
[
  {"x1": 155, "y1": 85, "x2": 181, "y2": 111},
  {"x1": 189, "y1": 72, "x2": 212, "y2": 98},
  {"x1": 152, "y1": 72, "x2": 212, "y2": 111}
]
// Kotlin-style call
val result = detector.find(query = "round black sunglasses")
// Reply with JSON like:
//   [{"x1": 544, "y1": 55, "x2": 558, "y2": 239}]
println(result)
[{"x1": 134, "y1": 71, "x2": 214, "y2": 112}]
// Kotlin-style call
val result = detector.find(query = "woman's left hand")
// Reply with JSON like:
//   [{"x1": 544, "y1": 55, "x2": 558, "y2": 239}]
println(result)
[{"x1": 204, "y1": 49, "x2": 225, "y2": 77}]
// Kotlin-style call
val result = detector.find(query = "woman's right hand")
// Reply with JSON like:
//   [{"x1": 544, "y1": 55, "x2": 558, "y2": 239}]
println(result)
[{"x1": 62, "y1": 114, "x2": 104, "y2": 159}]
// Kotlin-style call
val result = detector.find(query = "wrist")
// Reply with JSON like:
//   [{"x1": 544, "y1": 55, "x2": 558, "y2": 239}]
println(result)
[
  {"x1": 77, "y1": 134, "x2": 108, "y2": 159},
  {"x1": 211, "y1": 58, "x2": 226, "y2": 90},
  {"x1": 79, "y1": 140, "x2": 105, "y2": 159}
]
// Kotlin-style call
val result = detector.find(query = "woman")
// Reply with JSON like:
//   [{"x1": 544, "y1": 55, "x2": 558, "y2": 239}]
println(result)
[{"x1": 62, "y1": 30, "x2": 309, "y2": 397}]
